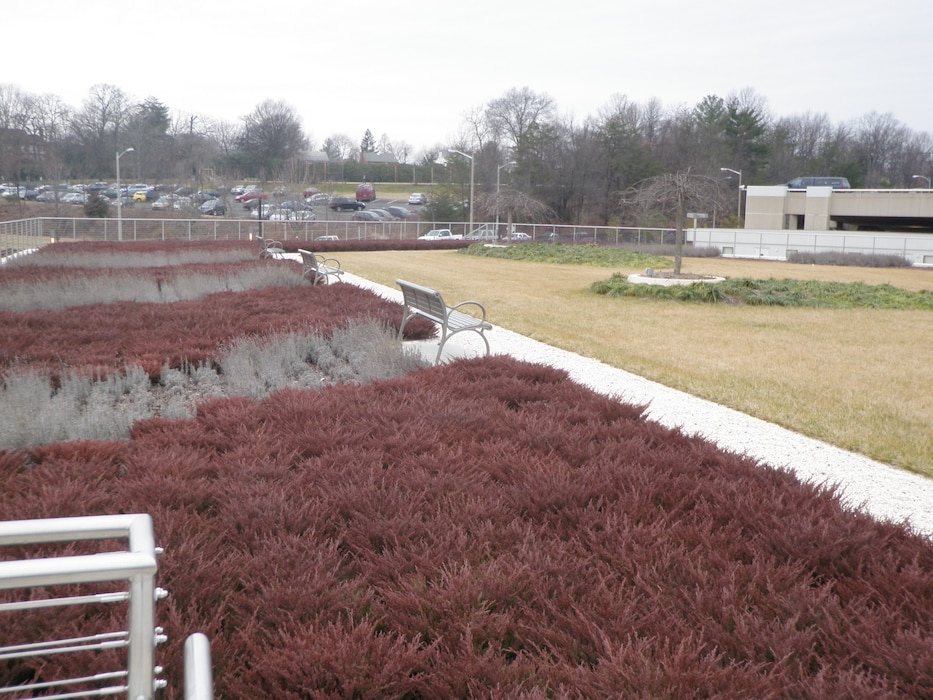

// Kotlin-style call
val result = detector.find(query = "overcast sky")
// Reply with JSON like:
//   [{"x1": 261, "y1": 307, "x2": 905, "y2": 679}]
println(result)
[{"x1": 7, "y1": 0, "x2": 932, "y2": 158}]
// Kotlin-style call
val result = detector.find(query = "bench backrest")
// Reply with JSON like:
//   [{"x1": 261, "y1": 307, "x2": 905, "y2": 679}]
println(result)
[
  {"x1": 397, "y1": 279, "x2": 449, "y2": 323},
  {"x1": 298, "y1": 249, "x2": 319, "y2": 270}
]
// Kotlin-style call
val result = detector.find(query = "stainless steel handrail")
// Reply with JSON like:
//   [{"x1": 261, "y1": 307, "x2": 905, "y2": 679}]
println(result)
[{"x1": 0, "y1": 514, "x2": 164, "y2": 700}]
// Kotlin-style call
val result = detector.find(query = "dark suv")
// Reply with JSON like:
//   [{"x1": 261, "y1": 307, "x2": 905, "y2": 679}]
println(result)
[{"x1": 329, "y1": 196, "x2": 366, "y2": 211}]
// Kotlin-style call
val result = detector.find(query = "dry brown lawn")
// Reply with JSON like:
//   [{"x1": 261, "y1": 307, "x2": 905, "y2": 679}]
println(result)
[{"x1": 337, "y1": 250, "x2": 933, "y2": 477}]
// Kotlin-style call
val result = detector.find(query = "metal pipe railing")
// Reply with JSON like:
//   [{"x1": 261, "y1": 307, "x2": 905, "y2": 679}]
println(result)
[{"x1": 0, "y1": 514, "x2": 165, "y2": 700}]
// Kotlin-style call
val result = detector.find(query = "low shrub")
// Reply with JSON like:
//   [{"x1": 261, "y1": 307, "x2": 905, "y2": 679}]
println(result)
[
  {"x1": 788, "y1": 250, "x2": 912, "y2": 267},
  {"x1": 0, "y1": 260, "x2": 307, "y2": 312},
  {"x1": 0, "y1": 356, "x2": 930, "y2": 697},
  {"x1": 460, "y1": 242, "x2": 673, "y2": 268},
  {"x1": 620, "y1": 242, "x2": 722, "y2": 258},
  {"x1": 0, "y1": 283, "x2": 435, "y2": 382},
  {"x1": 0, "y1": 320, "x2": 426, "y2": 450},
  {"x1": 8, "y1": 239, "x2": 258, "y2": 268},
  {"x1": 295, "y1": 239, "x2": 472, "y2": 254},
  {"x1": 591, "y1": 274, "x2": 933, "y2": 309}
]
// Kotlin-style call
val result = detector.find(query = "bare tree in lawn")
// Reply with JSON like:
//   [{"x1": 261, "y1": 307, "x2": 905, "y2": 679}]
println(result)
[{"x1": 622, "y1": 170, "x2": 727, "y2": 275}]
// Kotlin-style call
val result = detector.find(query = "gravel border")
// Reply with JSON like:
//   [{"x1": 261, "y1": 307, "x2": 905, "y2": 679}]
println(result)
[{"x1": 340, "y1": 270, "x2": 933, "y2": 538}]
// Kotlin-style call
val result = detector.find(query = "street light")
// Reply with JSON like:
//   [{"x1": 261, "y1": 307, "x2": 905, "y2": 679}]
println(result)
[
  {"x1": 720, "y1": 167, "x2": 743, "y2": 220},
  {"x1": 911, "y1": 174, "x2": 931, "y2": 188},
  {"x1": 116, "y1": 147, "x2": 134, "y2": 241},
  {"x1": 495, "y1": 161, "x2": 516, "y2": 232},
  {"x1": 448, "y1": 149, "x2": 474, "y2": 235}
]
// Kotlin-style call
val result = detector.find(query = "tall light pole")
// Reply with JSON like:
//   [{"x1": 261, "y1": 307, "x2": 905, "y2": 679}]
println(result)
[
  {"x1": 720, "y1": 167, "x2": 743, "y2": 220},
  {"x1": 116, "y1": 147, "x2": 134, "y2": 241},
  {"x1": 911, "y1": 174, "x2": 931, "y2": 188},
  {"x1": 448, "y1": 149, "x2": 474, "y2": 234},
  {"x1": 495, "y1": 161, "x2": 516, "y2": 233}
]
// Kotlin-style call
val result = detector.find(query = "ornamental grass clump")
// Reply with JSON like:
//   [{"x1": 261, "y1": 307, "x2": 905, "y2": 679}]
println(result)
[{"x1": 1, "y1": 356, "x2": 931, "y2": 697}]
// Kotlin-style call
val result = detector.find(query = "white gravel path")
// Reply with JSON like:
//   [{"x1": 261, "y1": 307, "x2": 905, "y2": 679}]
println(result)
[{"x1": 341, "y1": 270, "x2": 933, "y2": 538}]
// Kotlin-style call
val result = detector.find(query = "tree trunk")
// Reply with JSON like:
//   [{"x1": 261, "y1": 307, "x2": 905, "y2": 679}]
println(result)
[{"x1": 674, "y1": 198, "x2": 686, "y2": 275}]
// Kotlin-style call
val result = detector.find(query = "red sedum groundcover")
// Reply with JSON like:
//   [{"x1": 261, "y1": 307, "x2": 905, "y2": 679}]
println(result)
[{"x1": 1, "y1": 357, "x2": 932, "y2": 698}]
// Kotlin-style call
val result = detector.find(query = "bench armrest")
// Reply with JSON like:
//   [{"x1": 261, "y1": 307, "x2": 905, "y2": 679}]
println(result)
[{"x1": 449, "y1": 300, "x2": 487, "y2": 323}]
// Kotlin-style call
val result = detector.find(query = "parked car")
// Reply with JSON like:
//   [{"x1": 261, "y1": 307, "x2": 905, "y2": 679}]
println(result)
[
  {"x1": 386, "y1": 205, "x2": 413, "y2": 219},
  {"x1": 418, "y1": 228, "x2": 463, "y2": 241},
  {"x1": 368, "y1": 208, "x2": 395, "y2": 220},
  {"x1": 151, "y1": 195, "x2": 177, "y2": 210},
  {"x1": 307, "y1": 192, "x2": 330, "y2": 204},
  {"x1": 62, "y1": 192, "x2": 88, "y2": 205},
  {"x1": 408, "y1": 192, "x2": 427, "y2": 205},
  {"x1": 243, "y1": 196, "x2": 269, "y2": 210},
  {"x1": 268, "y1": 209, "x2": 314, "y2": 221},
  {"x1": 508, "y1": 231, "x2": 531, "y2": 240},
  {"x1": 329, "y1": 197, "x2": 366, "y2": 211},
  {"x1": 199, "y1": 198, "x2": 226, "y2": 216},
  {"x1": 236, "y1": 190, "x2": 265, "y2": 203},
  {"x1": 192, "y1": 190, "x2": 220, "y2": 204},
  {"x1": 355, "y1": 183, "x2": 376, "y2": 202},
  {"x1": 303, "y1": 187, "x2": 321, "y2": 198},
  {"x1": 249, "y1": 204, "x2": 276, "y2": 219},
  {"x1": 279, "y1": 200, "x2": 312, "y2": 211},
  {"x1": 351, "y1": 210, "x2": 381, "y2": 221},
  {"x1": 315, "y1": 235, "x2": 339, "y2": 241},
  {"x1": 465, "y1": 227, "x2": 499, "y2": 241}
]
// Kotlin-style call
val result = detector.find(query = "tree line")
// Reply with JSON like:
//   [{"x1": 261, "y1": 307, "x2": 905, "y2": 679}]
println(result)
[{"x1": 1, "y1": 82, "x2": 930, "y2": 226}]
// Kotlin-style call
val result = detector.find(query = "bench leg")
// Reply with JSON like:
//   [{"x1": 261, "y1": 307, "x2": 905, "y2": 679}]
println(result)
[{"x1": 435, "y1": 329, "x2": 490, "y2": 365}]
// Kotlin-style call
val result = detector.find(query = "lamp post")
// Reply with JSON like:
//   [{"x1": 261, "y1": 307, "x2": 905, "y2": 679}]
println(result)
[
  {"x1": 448, "y1": 149, "x2": 474, "y2": 235},
  {"x1": 495, "y1": 161, "x2": 516, "y2": 233},
  {"x1": 911, "y1": 175, "x2": 931, "y2": 188},
  {"x1": 116, "y1": 147, "x2": 134, "y2": 241},
  {"x1": 720, "y1": 167, "x2": 743, "y2": 220}
]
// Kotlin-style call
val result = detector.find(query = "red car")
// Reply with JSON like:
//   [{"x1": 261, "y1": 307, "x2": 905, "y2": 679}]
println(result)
[
  {"x1": 235, "y1": 190, "x2": 267, "y2": 203},
  {"x1": 355, "y1": 183, "x2": 376, "y2": 202}
]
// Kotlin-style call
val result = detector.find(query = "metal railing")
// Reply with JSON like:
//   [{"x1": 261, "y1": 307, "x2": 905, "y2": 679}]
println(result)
[
  {"x1": 2, "y1": 216, "x2": 930, "y2": 266},
  {"x1": 0, "y1": 514, "x2": 212, "y2": 700},
  {"x1": 0, "y1": 216, "x2": 675, "y2": 251}
]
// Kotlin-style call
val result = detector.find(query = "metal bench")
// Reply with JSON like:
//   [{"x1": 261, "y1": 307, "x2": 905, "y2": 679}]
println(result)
[
  {"x1": 257, "y1": 235, "x2": 285, "y2": 259},
  {"x1": 396, "y1": 279, "x2": 492, "y2": 364},
  {"x1": 298, "y1": 249, "x2": 344, "y2": 285}
]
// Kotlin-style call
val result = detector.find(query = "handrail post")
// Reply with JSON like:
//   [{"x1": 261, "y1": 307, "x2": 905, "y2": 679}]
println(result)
[{"x1": 184, "y1": 633, "x2": 214, "y2": 700}]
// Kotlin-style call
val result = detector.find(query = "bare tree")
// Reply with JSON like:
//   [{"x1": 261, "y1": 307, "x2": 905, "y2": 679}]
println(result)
[
  {"x1": 239, "y1": 99, "x2": 308, "y2": 179},
  {"x1": 485, "y1": 86, "x2": 556, "y2": 149},
  {"x1": 70, "y1": 84, "x2": 132, "y2": 178},
  {"x1": 0, "y1": 85, "x2": 33, "y2": 181},
  {"x1": 474, "y1": 189, "x2": 556, "y2": 230},
  {"x1": 392, "y1": 140, "x2": 413, "y2": 164},
  {"x1": 622, "y1": 170, "x2": 727, "y2": 274}
]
